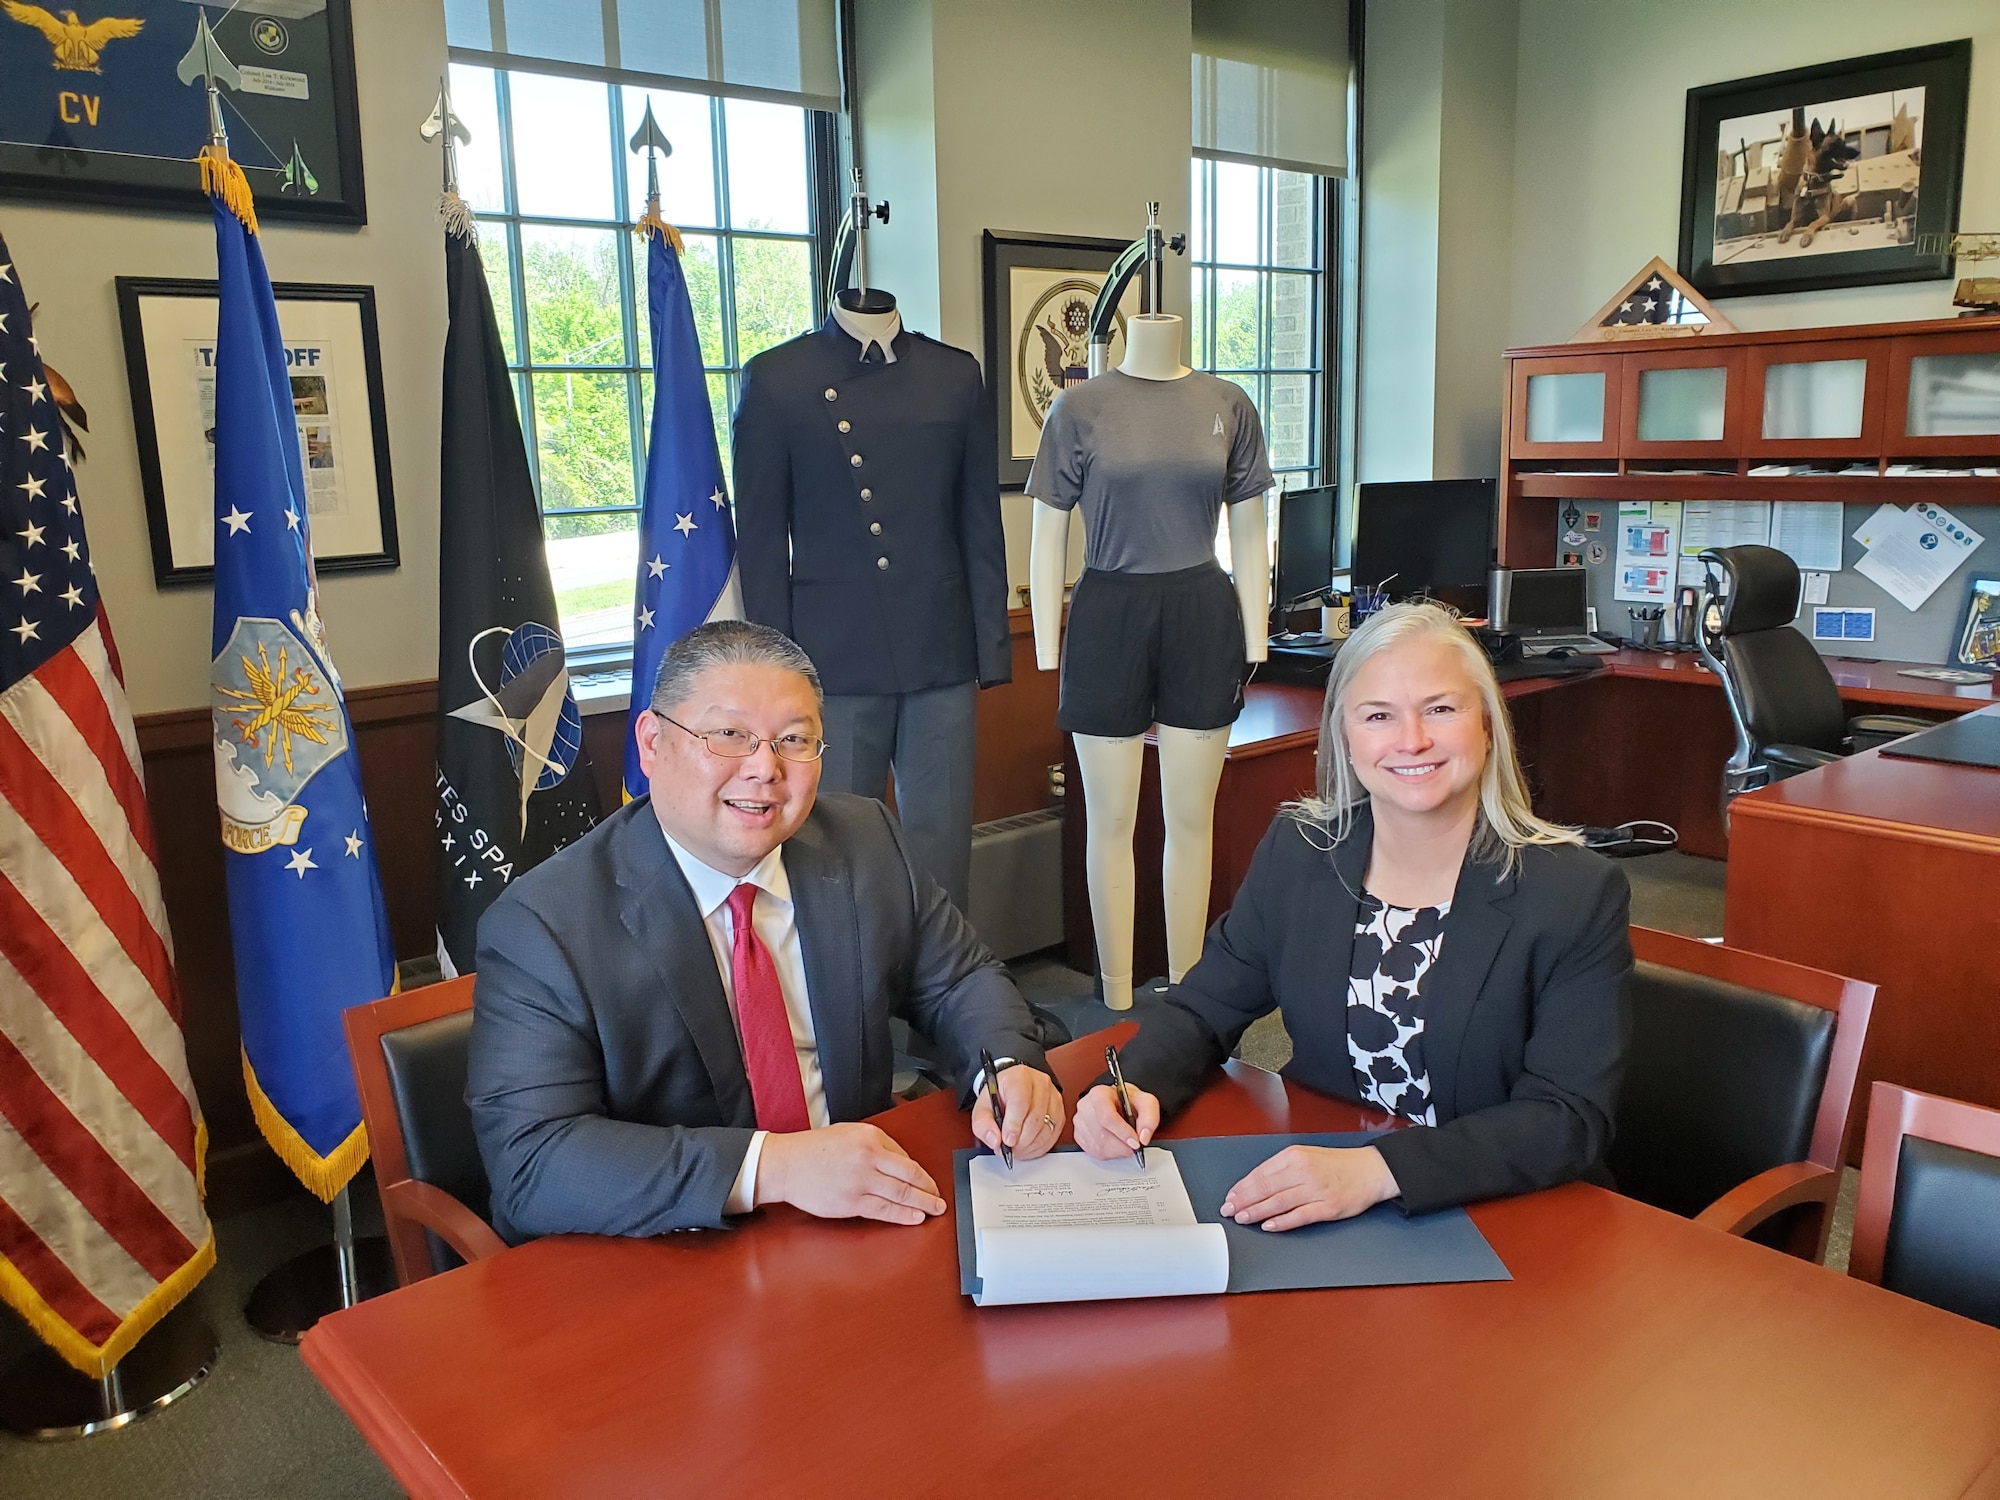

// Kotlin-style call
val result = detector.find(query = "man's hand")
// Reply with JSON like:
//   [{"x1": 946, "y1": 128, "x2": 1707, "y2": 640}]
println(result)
[
  {"x1": 1218, "y1": 1144, "x2": 1399, "y2": 1231},
  {"x1": 1073, "y1": 1082, "x2": 1160, "y2": 1160},
  {"x1": 972, "y1": 1064, "x2": 1066, "y2": 1161},
  {"x1": 754, "y1": 1123, "x2": 945, "y2": 1225}
]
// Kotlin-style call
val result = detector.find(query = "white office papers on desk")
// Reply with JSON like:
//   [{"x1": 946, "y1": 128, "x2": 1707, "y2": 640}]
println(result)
[{"x1": 965, "y1": 1150, "x2": 1229, "y2": 1306}]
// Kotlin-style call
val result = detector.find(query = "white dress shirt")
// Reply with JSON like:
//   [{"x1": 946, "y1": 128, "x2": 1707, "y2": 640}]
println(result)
[
  {"x1": 831, "y1": 302, "x2": 901, "y2": 363},
  {"x1": 661, "y1": 829, "x2": 828, "y2": 1214}
]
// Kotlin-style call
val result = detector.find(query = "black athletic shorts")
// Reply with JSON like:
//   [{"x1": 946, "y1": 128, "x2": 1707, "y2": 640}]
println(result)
[{"x1": 1058, "y1": 562, "x2": 1245, "y2": 738}]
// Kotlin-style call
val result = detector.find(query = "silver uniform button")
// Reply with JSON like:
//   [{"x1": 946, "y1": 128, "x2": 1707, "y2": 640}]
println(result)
[
  {"x1": 838, "y1": 420, "x2": 851, "y2": 433},
  {"x1": 824, "y1": 387, "x2": 837, "y2": 401},
  {"x1": 877, "y1": 556, "x2": 889, "y2": 570},
  {"x1": 860, "y1": 488, "x2": 872, "y2": 500},
  {"x1": 850, "y1": 453, "x2": 863, "y2": 468},
  {"x1": 870, "y1": 522, "x2": 882, "y2": 535}
]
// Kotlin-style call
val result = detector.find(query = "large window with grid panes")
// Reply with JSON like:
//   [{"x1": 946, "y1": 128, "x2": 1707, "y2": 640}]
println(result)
[
  {"x1": 1188, "y1": 157, "x2": 1332, "y2": 570},
  {"x1": 448, "y1": 61, "x2": 828, "y2": 652}
]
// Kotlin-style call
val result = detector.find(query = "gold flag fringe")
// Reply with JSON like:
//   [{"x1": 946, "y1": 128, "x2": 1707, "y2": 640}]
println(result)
[
  {"x1": 441, "y1": 188, "x2": 478, "y2": 244},
  {"x1": 0, "y1": 1120, "x2": 215, "y2": 1379},
  {"x1": 198, "y1": 144, "x2": 259, "y2": 235},
  {"x1": 243, "y1": 1048, "x2": 369, "y2": 1204},
  {"x1": 635, "y1": 207, "x2": 684, "y2": 255}
]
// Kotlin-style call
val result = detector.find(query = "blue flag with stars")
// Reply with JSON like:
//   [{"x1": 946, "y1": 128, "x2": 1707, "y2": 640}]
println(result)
[
  {"x1": 204, "y1": 170, "x2": 395, "y2": 1202},
  {"x1": 624, "y1": 226, "x2": 740, "y2": 800}
]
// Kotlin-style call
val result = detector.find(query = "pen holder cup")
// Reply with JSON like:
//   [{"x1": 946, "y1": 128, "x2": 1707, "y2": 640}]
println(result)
[{"x1": 1627, "y1": 607, "x2": 1664, "y2": 648}]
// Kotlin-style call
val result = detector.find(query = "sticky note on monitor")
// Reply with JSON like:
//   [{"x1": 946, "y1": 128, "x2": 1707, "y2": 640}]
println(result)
[{"x1": 1811, "y1": 606, "x2": 1875, "y2": 642}]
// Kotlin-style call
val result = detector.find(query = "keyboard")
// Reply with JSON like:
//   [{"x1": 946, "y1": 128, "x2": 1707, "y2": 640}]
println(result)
[{"x1": 1522, "y1": 635, "x2": 1617, "y2": 656}]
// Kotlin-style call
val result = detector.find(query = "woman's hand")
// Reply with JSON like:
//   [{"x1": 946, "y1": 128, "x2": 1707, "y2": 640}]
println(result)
[
  {"x1": 1073, "y1": 1082, "x2": 1161, "y2": 1160},
  {"x1": 972, "y1": 1064, "x2": 1067, "y2": 1161},
  {"x1": 1220, "y1": 1144, "x2": 1400, "y2": 1231}
]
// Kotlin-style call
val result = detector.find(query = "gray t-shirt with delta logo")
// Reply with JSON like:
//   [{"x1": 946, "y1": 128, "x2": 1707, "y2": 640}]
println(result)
[{"x1": 1025, "y1": 368, "x2": 1274, "y2": 574}]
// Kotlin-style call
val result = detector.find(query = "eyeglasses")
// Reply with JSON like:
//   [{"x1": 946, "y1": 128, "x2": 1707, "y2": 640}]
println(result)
[{"x1": 658, "y1": 713, "x2": 828, "y2": 763}]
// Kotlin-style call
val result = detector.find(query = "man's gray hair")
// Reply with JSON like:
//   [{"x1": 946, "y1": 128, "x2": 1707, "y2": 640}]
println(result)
[{"x1": 648, "y1": 619, "x2": 823, "y2": 715}]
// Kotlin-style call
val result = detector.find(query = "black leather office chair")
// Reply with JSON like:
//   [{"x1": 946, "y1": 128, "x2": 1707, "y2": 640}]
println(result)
[
  {"x1": 1695, "y1": 545, "x2": 1931, "y2": 807},
  {"x1": 1852, "y1": 1082, "x2": 2000, "y2": 1329},
  {"x1": 343, "y1": 979, "x2": 507, "y2": 1285},
  {"x1": 1609, "y1": 929, "x2": 1873, "y2": 1261}
]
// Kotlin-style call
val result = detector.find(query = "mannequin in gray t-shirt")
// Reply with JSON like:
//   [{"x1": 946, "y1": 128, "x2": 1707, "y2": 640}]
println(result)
[
  {"x1": 1024, "y1": 312, "x2": 1271, "y2": 1012},
  {"x1": 1026, "y1": 368, "x2": 1273, "y2": 573}
]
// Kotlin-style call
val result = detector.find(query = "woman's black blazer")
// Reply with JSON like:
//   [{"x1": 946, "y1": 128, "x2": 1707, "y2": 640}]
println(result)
[{"x1": 1116, "y1": 804, "x2": 1634, "y2": 1215}]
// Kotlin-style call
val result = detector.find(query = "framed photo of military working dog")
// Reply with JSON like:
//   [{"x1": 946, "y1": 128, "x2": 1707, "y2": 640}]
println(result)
[
  {"x1": 982, "y1": 231, "x2": 1141, "y2": 489},
  {"x1": 0, "y1": 0, "x2": 365, "y2": 225},
  {"x1": 1677, "y1": 41, "x2": 1971, "y2": 300}
]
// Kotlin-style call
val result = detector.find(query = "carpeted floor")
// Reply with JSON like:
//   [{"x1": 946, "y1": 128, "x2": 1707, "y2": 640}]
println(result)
[{"x1": 6, "y1": 849, "x2": 1858, "y2": 1499}]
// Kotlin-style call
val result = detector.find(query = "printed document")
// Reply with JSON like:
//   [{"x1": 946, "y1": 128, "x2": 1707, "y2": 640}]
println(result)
[
  {"x1": 967, "y1": 1149, "x2": 1229, "y2": 1306},
  {"x1": 1855, "y1": 502, "x2": 1984, "y2": 611}
]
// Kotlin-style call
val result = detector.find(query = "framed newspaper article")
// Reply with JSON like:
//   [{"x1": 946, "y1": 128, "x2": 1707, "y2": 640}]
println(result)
[{"x1": 115, "y1": 276, "x2": 398, "y2": 587}]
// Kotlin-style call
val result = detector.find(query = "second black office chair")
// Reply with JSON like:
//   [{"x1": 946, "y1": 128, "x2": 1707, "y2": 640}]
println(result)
[{"x1": 1695, "y1": 544, "x2": 1932, "y2": 808}]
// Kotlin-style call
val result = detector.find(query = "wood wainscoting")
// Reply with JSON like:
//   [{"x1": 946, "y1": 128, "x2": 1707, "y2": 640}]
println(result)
[{"x1": 136, "y1": 609, "x2": 1062, "y2": 1211}]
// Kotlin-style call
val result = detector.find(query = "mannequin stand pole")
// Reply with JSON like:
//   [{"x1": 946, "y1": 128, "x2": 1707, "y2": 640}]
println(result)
[
  {"x1": 0, "y1": 1299, "x2": 218, "y2": 1440},
  {"x1": 244, "y1": 1187, "x2": 397, "y2": 1344}
]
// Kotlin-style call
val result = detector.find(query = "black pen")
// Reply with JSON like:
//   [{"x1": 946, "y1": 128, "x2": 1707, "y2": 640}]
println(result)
[
  {"x1": 979, "y1": 1047, "x2": 1012, "y2": 1168},
  {"x1": 1104, "y1": 1045, "x2": 1145, "y2": 1167}
]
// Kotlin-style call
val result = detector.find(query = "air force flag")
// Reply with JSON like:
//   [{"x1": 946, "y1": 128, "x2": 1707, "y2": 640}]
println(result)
[
  {"x1": 624, "y1": 223, "x2": 740, "y2": 799},
  {"x1": 204, "y1": 151, "x2": 395, "y2": 1201}
]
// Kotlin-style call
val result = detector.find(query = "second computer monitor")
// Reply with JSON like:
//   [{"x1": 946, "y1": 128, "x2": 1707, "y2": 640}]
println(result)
[
  {"x1": 1273, "y1": 484, "x2": 1337, "y2": 614},
  {"x1": 1353, "y1": 478, "x2": 1497, "y2": 613}
]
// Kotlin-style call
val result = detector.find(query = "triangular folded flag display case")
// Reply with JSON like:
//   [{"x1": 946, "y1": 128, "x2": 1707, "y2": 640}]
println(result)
[{"x1": 1569, "y1": 257, "x2": 1736, "y2": 342}]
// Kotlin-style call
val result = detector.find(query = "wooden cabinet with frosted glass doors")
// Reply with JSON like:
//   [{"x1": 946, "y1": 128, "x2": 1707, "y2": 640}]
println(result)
[{"x1": 1500, "y1": 316, "x2": 2000, "y2": 569}]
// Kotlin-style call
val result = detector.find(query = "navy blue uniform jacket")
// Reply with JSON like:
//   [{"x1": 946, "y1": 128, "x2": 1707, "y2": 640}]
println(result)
[
  {"x1": 467, "y1": 795, "x2": 1048, "y2": 1243},
  {"x1": 731, "y1": 317, "x2": 1011, "y2": 696},
  {"x1": 1115, "y1": 806, "x2": 1634, "y2": 1216}
]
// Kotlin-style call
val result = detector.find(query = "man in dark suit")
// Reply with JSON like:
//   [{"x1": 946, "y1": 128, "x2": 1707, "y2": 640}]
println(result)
[
  {"x1": 732, "y1": 313, "x2": 1011, "y2": 912},
  {"x1": 469, "y1": 621, "x2": 1064, "y2": 1244}
]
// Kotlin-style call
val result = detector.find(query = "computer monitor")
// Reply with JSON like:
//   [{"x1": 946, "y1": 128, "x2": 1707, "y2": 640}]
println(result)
[
  {"x1": 1490, "y1": 567, "x2": 1588, "y2": 634},
  {"x1": 1353, "y1": 479, "x2": 1497, "y2": 614},
  {"x1": 1272, "y1": 485, "x2": 1337, "y2": 616}
]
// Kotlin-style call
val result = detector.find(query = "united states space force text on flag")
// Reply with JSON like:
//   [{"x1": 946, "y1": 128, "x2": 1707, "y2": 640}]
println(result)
[
  {"x1": 434, "y1": 201, "x2": 599, "y2": 979},
  {"x1": 202, "y1": 145, "x2": 396, "y2": 1201},
  {"x1": 625, "y1": 219, "x2": 740, "y2": 801},
  {"x1": 0, "y1": 230, "x2": 214, "y2": 1377}
]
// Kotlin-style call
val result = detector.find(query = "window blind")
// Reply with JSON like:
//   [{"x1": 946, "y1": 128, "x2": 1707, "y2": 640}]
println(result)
[
  {"x1": 446, "y1": 0, "x2": 841, "y2": 111},
  {"x1": 1192, "y1": 0, "x2": 1349, "y2": 178}
]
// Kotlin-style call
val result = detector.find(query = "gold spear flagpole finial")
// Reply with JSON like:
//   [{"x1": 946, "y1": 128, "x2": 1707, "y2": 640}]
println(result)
[
  {"x1": 176, "y1": 8, "x2": 256, "y2": 231},
  {"x1": 421, "y1": 78, "x2": 475, "y2": 240},
  {"x1": 627, "y1": 101, "x2": 681, "y2": 250}
]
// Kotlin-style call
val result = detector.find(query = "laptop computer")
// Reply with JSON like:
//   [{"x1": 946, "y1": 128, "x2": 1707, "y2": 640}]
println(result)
[{"x1": 1489, "y1": 568, "x2": 1616, "y2": 656}]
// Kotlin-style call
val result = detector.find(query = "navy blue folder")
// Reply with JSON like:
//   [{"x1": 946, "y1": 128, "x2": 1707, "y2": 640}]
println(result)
[{"x1": 955, "y1": 1134, "x2": 1511, "y2": 1299}]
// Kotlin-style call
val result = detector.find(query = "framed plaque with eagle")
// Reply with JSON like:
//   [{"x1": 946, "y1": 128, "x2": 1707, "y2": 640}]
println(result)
[
  {"x1": 981, "y1": 229, "x2": 1144, "y2": 489},
  {"x1": 0, "y1": 0, "x2": 365, "y2": 225}
]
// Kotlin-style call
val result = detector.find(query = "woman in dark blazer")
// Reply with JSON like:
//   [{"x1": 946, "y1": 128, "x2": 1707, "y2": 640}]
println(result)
[{"x1": 1075, "y1": 602, "x2": 1633, "y2": 1225}]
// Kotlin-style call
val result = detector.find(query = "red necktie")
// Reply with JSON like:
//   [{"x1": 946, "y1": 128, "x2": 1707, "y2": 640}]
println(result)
[{"x1": 726, "y1": 884, "x2": 811, "y2": 1133}]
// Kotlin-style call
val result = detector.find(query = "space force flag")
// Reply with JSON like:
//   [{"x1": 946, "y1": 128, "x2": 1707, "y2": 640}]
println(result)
[
  {"x1": 203, "y1": 148, "x2": 394, "y2": 1201},
  {"x1": 434, "y1": 214, "x2": 600, "y2": 978},
  {"x1": 624, "y1": 219, "x2": 741, "y2": 800}
]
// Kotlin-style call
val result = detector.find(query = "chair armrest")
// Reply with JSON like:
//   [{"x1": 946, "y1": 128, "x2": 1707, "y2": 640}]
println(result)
[
  {"x1": 382, "y1": 1179, "x2": 508, "y2": 1266},
  {"x1": 1761, "y1": 743, "x2": 1842, "y2": 775},
  {"x1": 1693, "y1": 1161, "x2": 1838, "y2": 1239},
  {"x1": 1847, "y1": 714, "x2": 1932, "y2": 752}
]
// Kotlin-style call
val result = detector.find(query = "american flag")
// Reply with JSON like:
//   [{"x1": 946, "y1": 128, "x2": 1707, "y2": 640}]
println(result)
[{"x1": 0, "y1": 234, "x2": 214, "y2": 1377}]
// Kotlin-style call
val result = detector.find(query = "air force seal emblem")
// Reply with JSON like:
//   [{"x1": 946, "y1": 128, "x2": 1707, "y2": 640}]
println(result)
[{"x1": 211, "y1": 617, "x2": 349, "y2": 854}]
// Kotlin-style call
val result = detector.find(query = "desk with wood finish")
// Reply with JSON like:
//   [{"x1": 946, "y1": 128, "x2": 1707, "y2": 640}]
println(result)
[
  {"x1": 1062, "y1": 649, "x2": 1995, "y2": 981},
  {"x1": 301, "y1": 1030, "x2": 2000, "y2": 1500},
  {"x1": 1725, "y1": 704, "x2": 2000, "y2": 1140}
]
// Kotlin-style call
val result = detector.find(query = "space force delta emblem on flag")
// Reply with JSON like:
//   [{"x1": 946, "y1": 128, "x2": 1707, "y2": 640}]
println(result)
[{"x1": 0, "y1": 234, "x2": 215, "y2": 1377}]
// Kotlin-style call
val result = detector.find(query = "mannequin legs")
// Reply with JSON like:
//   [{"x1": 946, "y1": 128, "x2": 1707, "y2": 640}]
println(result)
[
  {"x1": 1073, "y1": 734, "x2": 1144, "y2": 1011},
  {"x1": 820, "y1": 683, "x2": 977, "y2": 911},
  {"x1": 1156, "y1": 725, "x2": 1228, "y2": 982},
  {"x1": 1074, "y1": 725, "x2": 1229, "y2": 1007}
]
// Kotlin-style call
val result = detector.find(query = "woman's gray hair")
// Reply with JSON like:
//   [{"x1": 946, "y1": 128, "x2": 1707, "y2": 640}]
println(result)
[
  {"x1": 649, "y1": 620, "x2": 823, "y2": 715},
  {"x1": 1288, "y1": 600, "x2": 1580, "y2": 870}
]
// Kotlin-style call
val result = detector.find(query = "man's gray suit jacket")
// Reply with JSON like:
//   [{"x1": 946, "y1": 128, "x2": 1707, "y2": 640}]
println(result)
[{"x1": 467, "y1": 794, "x2": 1048, "y2": 1244}]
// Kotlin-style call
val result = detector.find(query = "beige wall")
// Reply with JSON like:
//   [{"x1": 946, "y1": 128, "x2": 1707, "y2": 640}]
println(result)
[
  {"x1": 1508, "y1": 0, "x2": 2000, "y2": 345},
  {"x1": 4, "y1": 0, "x2": 449, "y2": 715},
  {"x1": 856, "y1": 0, "x2": 1196, "y2": 589}
]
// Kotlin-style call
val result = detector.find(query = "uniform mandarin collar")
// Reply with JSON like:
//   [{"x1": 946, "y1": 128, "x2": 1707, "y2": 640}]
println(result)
[{"x1": 819, "y1": 312, "x2": 911, "y2": 364}]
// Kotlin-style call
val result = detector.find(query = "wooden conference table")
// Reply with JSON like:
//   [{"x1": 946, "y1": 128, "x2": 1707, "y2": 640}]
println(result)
[{"x1": 301, "y1": 1030, "x2": 2000, "y2": 1500}]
